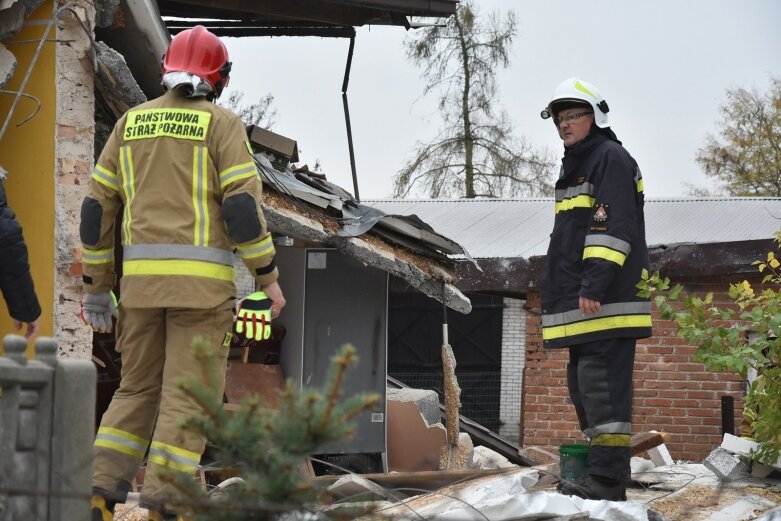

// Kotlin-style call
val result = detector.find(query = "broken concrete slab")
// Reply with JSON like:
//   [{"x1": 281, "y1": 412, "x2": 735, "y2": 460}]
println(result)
[
  {"x1": 647, "y1": 443, "x2": 675, "y2": 467},
  {"x1": 721, "y1": 433, "x2": 781, "y2": 470},
  {"x1": 94, "y1": 0, "x2": 120, "y2": 28},
  {"x1": 95, "y1": 41, "x2": 147, "y2": 119},
  {"x1": 754, "y1": 505, "x2": 781, "y2": 520},
  {"x1": 630, "y1": 457, "x2": 656, "y2": 475},
  {"x1": 386, "y1": 387, "x2": 440, "y2": 427},
  {"x1": 704, "y1": 447, "x2": 749, "y2": 481},
  {"x1": 632, "y1": 463, "x2": 721, "y2": 491},
  {"x1": 0, "y1": 43, "x2": 15, "y2": 89},
  {"x1": 386, "y1": 399, "x2": 446, "y2": 472},
  {"x1": 473, "y1": 445, "x2": 515, "y2": 470},
  {"x1": 0, "y1": 0, "x2": 44, "y2": 40},
  {"x1": 439, "y1": 431, "x2": 474, "y2": 471},
  {"x1": 701, "y1": 494, "x2": 778, "y2": 521}
]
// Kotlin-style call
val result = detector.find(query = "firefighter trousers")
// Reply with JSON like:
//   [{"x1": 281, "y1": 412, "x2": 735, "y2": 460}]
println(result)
[
  {"x1": 92, "y1": 299, "x2": 234, "y2": 502},
  {"x1": 567, "y1": 337, "x2": 636, "y2": 482}
]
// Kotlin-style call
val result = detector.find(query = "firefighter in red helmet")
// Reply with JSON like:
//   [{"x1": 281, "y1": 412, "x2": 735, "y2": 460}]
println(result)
[{"x1": 83, "y1": 26, "x2": 285, "y2": 520}]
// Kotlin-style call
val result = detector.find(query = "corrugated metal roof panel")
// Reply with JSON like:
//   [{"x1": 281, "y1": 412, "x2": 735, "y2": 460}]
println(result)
[{"x1": 365, "y1": 198, "x2": 781, "y2": 259}]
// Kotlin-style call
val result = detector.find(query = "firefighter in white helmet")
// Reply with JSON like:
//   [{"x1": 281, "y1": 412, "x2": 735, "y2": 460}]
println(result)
[
  {"x1": 539, "y1": 78, "x2": 651, "y2": 501},
  {"x1": 82, "y1": 25, "x2": 285, "y2": 520}
]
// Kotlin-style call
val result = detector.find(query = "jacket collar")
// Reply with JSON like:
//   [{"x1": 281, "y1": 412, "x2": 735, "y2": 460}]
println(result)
[{"x1": 563, "y1": 130, "x2": 609, "y2": 159}]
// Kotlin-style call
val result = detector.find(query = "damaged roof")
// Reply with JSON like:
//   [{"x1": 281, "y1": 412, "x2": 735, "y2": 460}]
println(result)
[
  {"x1": 251, "y1": 152, "x2": 473, "y2": 313},
  {"x1": 366, "y1": 198, "x2": 781, "y2": 259},
  {"x1": 157, "y1": 0, "x2": 459, "y2": 36}
]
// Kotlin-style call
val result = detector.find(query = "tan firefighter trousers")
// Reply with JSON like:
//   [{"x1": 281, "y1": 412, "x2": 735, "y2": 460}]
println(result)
[{"x1": 92, "y1": 299, "x2": 234, "y2": 501}]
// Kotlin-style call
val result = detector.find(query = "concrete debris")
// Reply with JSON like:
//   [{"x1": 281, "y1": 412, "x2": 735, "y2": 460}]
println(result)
[
  {"x1": 442, "y1": 342, "x2": 461, "y2": 444},
  {"x1": 337, "y1": 236, "x2": 472, "y2": 314},
  {"x1": 0, "y1": 0, "x2": 44, "y2": 40},
  {"x1": 0, "y1": 43, "x2": 15, "y2": 89},
  {"x1": 704, "y1": 447, "x2": 749, "y2": 481},
  {"x1": 520, "y1": 445, "x2": 560, "y2": 465},
  {"x1": 387, "y1": 398, "x2": 446, "y2": 472},
  {"x1": 378, "y1": 468, "x2": 654, "y2": 521},
  {"x1": 473, "y1": 445, "x2": 515, "y2": 470},
  {"x1": 753, "y1": 462, "x2": 777, "y2": 479},
  {"x1": 94, "y1": 0, "x2": 120, "y2": 28},
  {"x1": 439, "y1": 432, "x2": 474, "y2": 471},
  {"x1": 387, "y1": 387, "x2": 441, "y2": 427},
  {"x1": 721, "y1": 433, "x2": 781, "y2": 470},
  {"x1": 701, "y1": 494, "x2": 778, "y2": 521},
  {"x1": 95, "y1": 41, "x2": 147, "y2": 118},
  {"x1": 630, "y1": 456, "x2": 657, "y2": 475},
  {"x1": 632, "y1": 462, "x2": 721, "y2": 490},
  {"x1": 755, "y1": 506, "x2": 781, "y2": 521},
  {"x1": 647, "y1": 443, "x2": 675, "y2": 467}
]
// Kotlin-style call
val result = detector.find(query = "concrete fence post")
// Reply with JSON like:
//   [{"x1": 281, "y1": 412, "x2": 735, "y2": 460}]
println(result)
[{"x1": 0, "y1": 335, "x2": 96, "y2": 521}]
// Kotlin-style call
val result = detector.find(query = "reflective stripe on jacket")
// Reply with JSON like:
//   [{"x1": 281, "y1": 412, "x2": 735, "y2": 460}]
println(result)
[
  {"x1": 540, "y1": 131, "x2": 651, "y2": 348},
  {"x1": 81, "y1": 90, "x2": 277, "y2": 308}
]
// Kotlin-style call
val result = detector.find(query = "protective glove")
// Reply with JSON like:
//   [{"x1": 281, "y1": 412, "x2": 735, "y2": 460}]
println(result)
[
  {"x1": 81, "y1": 291, "x2": 118, "y2": 333},
  {"x1": 235, "y1": 291, "x2": 272, "y2": 341}
]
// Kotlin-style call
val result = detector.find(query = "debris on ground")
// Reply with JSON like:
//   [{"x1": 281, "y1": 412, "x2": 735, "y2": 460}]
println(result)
[{"x1": 109, "y1": 410, "x2": 781, "y2": 520}]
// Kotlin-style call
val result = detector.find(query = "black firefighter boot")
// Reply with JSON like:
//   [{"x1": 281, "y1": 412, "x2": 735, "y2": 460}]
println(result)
[{"x1": 557, "y1": 473, "x2": 627, "y2": 501}]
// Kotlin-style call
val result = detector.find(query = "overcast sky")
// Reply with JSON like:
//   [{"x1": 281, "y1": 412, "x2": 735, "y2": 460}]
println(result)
[{"x1": 221, "y1": 0, "x2": 780, "y2": 200}]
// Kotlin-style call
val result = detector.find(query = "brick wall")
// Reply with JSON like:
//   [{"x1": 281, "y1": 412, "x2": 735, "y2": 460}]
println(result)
[
  {"x1": 55, "y1": 1, "x2": 96, "y2": 358},
  {"x1": 522, "y1": 275, "x2": 752, "y2": 462},
  {"x1": 499, "y1": 297, "x2": 525, "y2": 441}
]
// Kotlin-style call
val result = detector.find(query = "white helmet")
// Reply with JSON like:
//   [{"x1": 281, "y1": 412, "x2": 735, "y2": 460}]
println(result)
[{"x1": 541, "y1": 77, "x2": 610, "y2": 128}]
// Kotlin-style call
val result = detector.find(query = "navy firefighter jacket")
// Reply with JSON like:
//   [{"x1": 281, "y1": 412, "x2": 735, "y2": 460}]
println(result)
[
  {"x1": 0, "y1": 178, "x2": 41, "y2": 323},
  {"x1": 540, "y1": 130, "x2": 652, "y2": 348}
]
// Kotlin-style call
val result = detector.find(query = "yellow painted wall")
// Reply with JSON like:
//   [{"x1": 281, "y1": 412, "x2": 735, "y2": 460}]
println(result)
[{"x1": 0, "y1": 0, "x2": 56, "y2": 350}]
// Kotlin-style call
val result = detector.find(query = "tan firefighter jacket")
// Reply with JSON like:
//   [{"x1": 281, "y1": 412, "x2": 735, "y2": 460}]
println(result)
[{"x1": 80, "y1": 90, "x2": 277, "y2": 308}]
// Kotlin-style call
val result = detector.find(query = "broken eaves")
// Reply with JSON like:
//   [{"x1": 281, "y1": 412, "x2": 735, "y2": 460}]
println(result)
[{"x1": 255, "y1": 153, "x2": 473, "y2": 314}]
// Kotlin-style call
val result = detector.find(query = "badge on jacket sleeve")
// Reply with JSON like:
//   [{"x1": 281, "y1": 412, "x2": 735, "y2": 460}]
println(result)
[{"x1": 593, "y1": 203, "x2": 609, "y2": 222}]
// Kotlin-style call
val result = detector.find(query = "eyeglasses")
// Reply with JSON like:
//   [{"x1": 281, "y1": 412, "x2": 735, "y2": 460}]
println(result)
[{"x1": 555, "y1": 111, "x2": 594, "y2": 125}]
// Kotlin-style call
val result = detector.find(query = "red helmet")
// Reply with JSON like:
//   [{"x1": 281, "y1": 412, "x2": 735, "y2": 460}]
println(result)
[{"x1": 162, "y1": 25, "x2": 231, "y2": 97}]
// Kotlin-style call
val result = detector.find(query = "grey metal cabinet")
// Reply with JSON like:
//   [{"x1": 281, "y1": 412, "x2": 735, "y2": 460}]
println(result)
[{"x1": 275, "y1": 246, "x2": 387, "y2": 473}]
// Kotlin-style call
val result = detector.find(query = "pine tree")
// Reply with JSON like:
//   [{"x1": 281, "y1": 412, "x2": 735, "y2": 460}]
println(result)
[{"x1": 159, "y1": 341, "x2": 381, "y2": 520}]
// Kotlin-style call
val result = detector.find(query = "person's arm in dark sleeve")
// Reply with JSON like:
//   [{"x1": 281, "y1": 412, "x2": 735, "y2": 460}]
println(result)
[
  {"x1": 0, "y1": 184, "x2": 41, "y2": 325},
  {"x1": 579, "y1": 151, "x2": 640, "y2": 302}
]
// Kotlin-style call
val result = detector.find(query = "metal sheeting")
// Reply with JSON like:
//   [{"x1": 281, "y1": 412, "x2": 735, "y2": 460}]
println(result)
[
  {"x1": 365, "y1": 198, "x2": 781, "y2": 259},
  {"x1": 257, "y1": 158, "x2": 473, "y2": 260}
]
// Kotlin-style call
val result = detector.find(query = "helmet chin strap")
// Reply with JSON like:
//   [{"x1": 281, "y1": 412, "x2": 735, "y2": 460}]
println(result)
[{"x1": 162, "y1": 72, "x2": 214, "y2": 98}]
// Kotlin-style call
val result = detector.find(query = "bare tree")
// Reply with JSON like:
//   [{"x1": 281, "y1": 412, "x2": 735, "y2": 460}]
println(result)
[
  {"x1": 394, "y1": 1, "x2": 554, "y2": 199},
  {"x1": 219, "y1": 91, "x2": 277, "y2": 129},
  {"x1": 695, "y1": 77, "x2": 781, "y2": 196}
]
